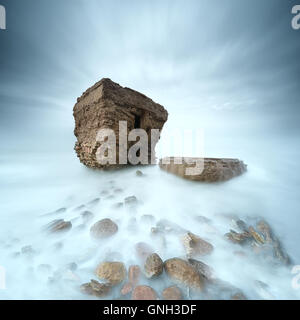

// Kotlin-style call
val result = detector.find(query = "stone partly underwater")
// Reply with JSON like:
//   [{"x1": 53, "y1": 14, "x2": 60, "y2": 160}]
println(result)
[
  {"x1": 159, "y1": 157, "x2": 247, "y2": 182},
  {"x1": 73, "y1": 78, "x2": 247, "y2": 184},
  {"x1": 0, "y1": 80, "x2": 295, "y2": 300}
]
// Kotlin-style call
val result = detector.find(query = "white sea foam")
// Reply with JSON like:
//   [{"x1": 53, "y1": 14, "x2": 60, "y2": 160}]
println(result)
[{"x1": 0, "y1": 142, "x2": 299, "y2": 299}]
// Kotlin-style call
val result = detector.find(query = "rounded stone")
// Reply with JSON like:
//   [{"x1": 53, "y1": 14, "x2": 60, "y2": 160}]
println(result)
[
  {"x1": 90, "y1": 218, "x2": 118, "y2": 239},
  {"x1": 162, "y1": 286, "x2": 182, "y2": 300},
  {"x1": 131, "y1": 285, "x2": 157, "y2": 300}
]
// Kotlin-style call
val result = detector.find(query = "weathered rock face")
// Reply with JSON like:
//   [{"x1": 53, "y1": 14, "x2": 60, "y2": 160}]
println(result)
[
  {"x1": 144, "y1": 253, "x2": 164, "y2": 278},
  {"x1": 73, "y1": 78, "x2": 168, "y2": 169},
  {"x1": 159, "y1": 157, "x2": 247, "y2": 182},
  {"x1": 182, "y1": 232, "x2": 214, "y2": 258},
  {"x1": 224, "y1": 218, "x2": 291, "y2": 266},
  {"x1": 80, "y1": 280, "x2": 111, "y2": 298},
  {"x1": 164, "y1": 258, "x2": 204, "y2": 289},
  {"x1": 225, "y1": 229, "x2": 252, "y2": 244},
  {"x1": 96, "y1": 262, "x2": 126, "y2": 285}
]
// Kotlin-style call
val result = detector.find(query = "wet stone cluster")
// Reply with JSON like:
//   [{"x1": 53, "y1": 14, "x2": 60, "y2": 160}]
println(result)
[{"x1": 4, "y1": 171, "x2": 288, "y2": 300}]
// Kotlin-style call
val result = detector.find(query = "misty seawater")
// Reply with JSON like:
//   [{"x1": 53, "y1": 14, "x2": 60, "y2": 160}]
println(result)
[
  {"x1": 0, "y1": 0, "x2": 300, "y2": 301},
  {"x1": 0, "y1": 139, "x2": 300, "y2": 300}
]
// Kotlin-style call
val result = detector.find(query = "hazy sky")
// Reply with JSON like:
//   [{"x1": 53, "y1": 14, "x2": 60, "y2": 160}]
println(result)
[{"x1": 0, "y1": 0, "x2": 299, "y2": 152}]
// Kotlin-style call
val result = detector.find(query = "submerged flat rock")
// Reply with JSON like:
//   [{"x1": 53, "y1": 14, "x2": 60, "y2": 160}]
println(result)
[{"x1": 159, "y1": 157, "x2": 247, "y2": 182}]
